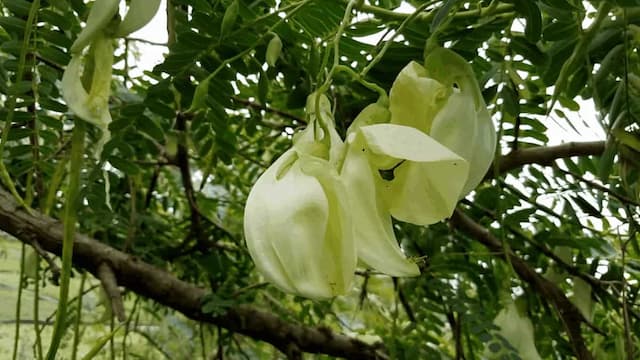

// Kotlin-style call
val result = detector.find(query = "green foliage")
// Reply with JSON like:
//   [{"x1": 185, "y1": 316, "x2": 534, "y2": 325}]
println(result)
[{"x1": 0, "y1": 0, "x2": 639, "y2": 359}]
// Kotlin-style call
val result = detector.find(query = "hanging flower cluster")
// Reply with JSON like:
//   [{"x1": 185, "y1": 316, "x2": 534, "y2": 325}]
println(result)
[
  {"x1": 61, "y1": 0, "x2": 161, "y2": 155},
  {"x1": 244, "y1": 48, "x2": 497, "y2": 299}
]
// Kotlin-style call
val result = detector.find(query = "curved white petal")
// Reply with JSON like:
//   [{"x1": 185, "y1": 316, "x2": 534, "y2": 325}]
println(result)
[
  {"x1": 429, "y1": 92, "x2": 496, "y2": 196},
  {"x1": 462, "y1": 107, "x2": 496, "y2": 194},
  {"x1": 244, "y1": 150, "x2": 355, "y2": 299},
  {"x1": 389, "y1": 61, "x2": 448, "y2": 133},
  {"x1": 425, "y1": 48, "x2": 497, "y2": 196},
  {"x1": 342, "y1": 133, "x2": 419, "y2": 276},
  {"x1": 62, "y1": 36, "x2": 113, "y2": 147},
  {"x1": 62, "y1": 55, "x2": 92, "y2": 121},
  {"x1": 299, "y1": 154, "x2": 356, "y2": 294},
  {"x1": 85, "y1": 35, "x2": 113, "y2": 124},
  {"x1": 70, "y1": 0, "x2": 120, "y2": 53},
  {"x1": 115, "y1": 0, "x2": 162, "y2": 37},
  {"x1": 359, "y1": 124, "x2": 469, "y2": 225}
]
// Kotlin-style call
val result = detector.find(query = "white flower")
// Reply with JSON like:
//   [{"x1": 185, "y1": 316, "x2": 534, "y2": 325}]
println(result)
[
  {"x1": 342, "y1": 104, "x2": 469, "y2": 275},
  {"x1": 61, "y1": 0, "x2": 162, "y2": 155},
  {"x1": 243, "y1": 94, "x2": 356, "y2": 299}
]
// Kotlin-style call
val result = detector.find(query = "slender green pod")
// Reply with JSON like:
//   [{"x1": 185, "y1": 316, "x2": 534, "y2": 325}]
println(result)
[{"x1": 45, "y1": 121, "x2": 85, "y2": 360}]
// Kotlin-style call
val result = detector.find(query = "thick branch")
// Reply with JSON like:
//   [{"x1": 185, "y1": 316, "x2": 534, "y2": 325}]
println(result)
[
  {"x1": 0, "y1": 188, "x2": 386, "y2": 360},
  {"x1": 492, "y1": 141, "x2": 605, "y2": 178},
  {"x1": 450, "y1": 210, "x2": 592, "y2": 360}
]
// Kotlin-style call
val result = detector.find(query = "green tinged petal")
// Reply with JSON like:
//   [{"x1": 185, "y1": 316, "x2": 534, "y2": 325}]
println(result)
[
  {"x1": 297, "y1": 93, "x2": 345, "y2": 166},
  {"x1": 85, "y1": 35, "x2": 113, "y2": 123},
  {"x1": 114, "y1": 0, "x2": 162, "y2": 37},
  {"x1": 299, "y1": 154, "x2": 356, "y2": 295},
  {"x1": 70, "y1": 0, "x2": 120, "y2": 53},
  {"x1": 389, "y1": 61, "x2": 448, "y2": 133},
  {"x1": 342, "y1": 132, "x2": 419, "y2": 276},
  {"x1": 62, "y1": 34, "x2": 113, "y2": 155},
  {"x1": 359, "y1": 124, "x2": 469, "y2": 225},
  {"x1": 244, "y1": 149, "x2": 355, "y2": 299},
  {"x1": 424, "y1": 48, "x2": 484, "y2": 108},
  {"x1": 429, "y1": 92, "x2": 496, "y2": 196},
  {"x1": 426, "y1": 48, "x2": 497, "y2": 196}
]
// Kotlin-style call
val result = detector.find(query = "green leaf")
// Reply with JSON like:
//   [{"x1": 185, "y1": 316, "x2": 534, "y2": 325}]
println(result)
[
  {"x1": 501, "y1": 85, "x2": 519, "y2": 118},
  {"x1": 510, "y1": 36, "x2": 547, "y2": 66},
  {"x1": 430, "y1": 0, "x2": 461, "y2": 33},
  {"x1": 291, "y1": 1, "x2": 344, "y2": 38},
  {"x1": 0, "y1": 16, "x2": 26, "y2": 34},
  {"x1": 513, "y1": 0, "x2": 542, "y2": 42},
  {"x1": 258, "y1": 69, "x2": 269, "y2": 104},
  {"x1": 571, "y1": 196, "x2": 602, "y2": 218},
  {"x1": 4, "y1": 0, "x2": 32, "y2": 17},
  {"x1": 108, "y1": 156, "x2": 141, "y2": 175},
  {"x1": 189, "y1": 77, "x2": 210, "y2": 111},
  {"x1": 266, "y1": 34, "x2": 282, "y2": 67},
  {"x1": 598, "y1": 141, "x2": 617, "y2": 181},
  {"x1": 8, "y1": 81, "x2": 33, "y2": 95},
  {"x1": 220, "y1": 0, "x2": 239, "y2": 37}
]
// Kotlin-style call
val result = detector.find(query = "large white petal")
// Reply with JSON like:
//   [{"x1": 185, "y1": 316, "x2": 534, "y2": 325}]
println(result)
[
  {"x1": 244, "y1": 150, "x2": 355, "y2": 299},
  {"x1": 62, "y1": 39, "x2": 113, "y2": 128},
  {"x1": 341, "y1": 133, "x2": 419, "y2": 276},
  {"x1": 359, "y1": 124, "x2": 469, "y2": 225},
  {"x1": 61, "y1": 55, "x2": 92, "y2": 122}
]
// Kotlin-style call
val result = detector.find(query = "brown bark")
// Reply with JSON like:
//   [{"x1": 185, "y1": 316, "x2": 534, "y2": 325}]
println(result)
[{"x1": 0, "y1": 188, "x2": 386, "y2": 360}]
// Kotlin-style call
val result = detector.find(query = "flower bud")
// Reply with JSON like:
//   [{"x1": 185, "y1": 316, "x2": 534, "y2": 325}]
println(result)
[{"x1": 266, "y1": 34, "x2": 282, "y2": 67}]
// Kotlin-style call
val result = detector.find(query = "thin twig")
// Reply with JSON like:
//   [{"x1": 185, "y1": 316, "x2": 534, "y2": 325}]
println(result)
[
  {"x1": 231, "y1": 96, "x2": 305, "y2": 124},
  {"x1": 97, "y1": 263, "x2": 126, "y2": 322}
]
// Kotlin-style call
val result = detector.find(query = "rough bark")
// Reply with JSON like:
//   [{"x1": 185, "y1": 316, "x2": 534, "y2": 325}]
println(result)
[{"x1": 0, "y1": 188, "x2": 386, "y2": 360}]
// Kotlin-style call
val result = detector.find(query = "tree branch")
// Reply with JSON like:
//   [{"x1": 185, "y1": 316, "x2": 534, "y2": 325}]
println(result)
[
  {"x1": 450, "y1": 209, "x2": 592, "y2": 360},
  {"x1": 491, "y1": 141, "x2": 605, "y2": 178},
  {"x1": 0, "y1": 188, "x2": 387, "y2": 360}
]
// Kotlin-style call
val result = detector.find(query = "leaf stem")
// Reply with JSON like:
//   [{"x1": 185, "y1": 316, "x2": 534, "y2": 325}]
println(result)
[
  {"x1": 362, "y1": 0, "x2": 436, "y2": 78},
  {"x1": 189, "y1": 0, "x2": 311, "y2": 112}
]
